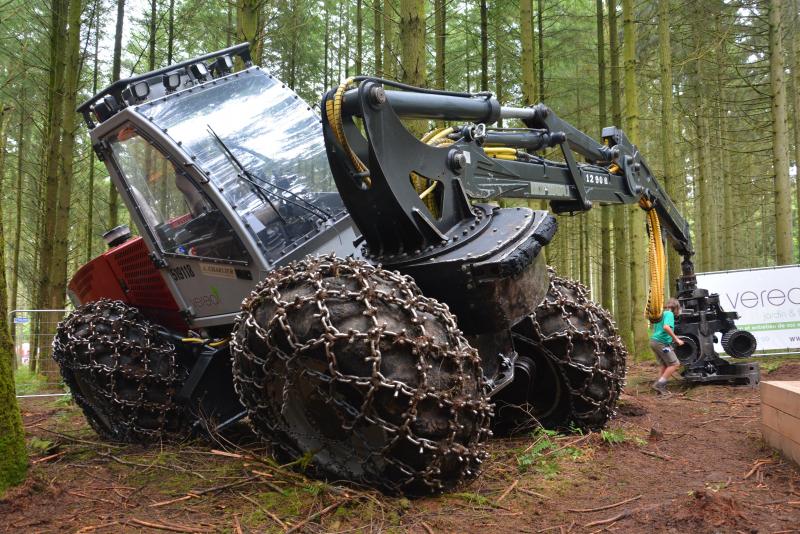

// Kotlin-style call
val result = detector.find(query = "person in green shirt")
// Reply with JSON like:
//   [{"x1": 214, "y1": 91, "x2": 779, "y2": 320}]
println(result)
[{"x1": 650, "y1": 298, "x2": 685, "y2": 395}]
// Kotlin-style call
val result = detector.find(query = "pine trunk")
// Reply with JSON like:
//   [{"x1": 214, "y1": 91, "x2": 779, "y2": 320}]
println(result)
[
  {"x1": 536, "y1": 0, "x2": 544, "y2": 100},
  {"x1": 597, "y1": 0, "x2": 613, "y2": 312},
  {"x1": 520, "y1": 0, "x2": 535, "y2": 106},
  {"x1": 383, "y1": 0, "x2": 394, "y2": 79},
  {"x1": 623, "y1": 0, "x2": 647, "y2": 357},
  {"x1": 237, "y1": 0, "x2": 263, "y2": 66},
  {"x1": 793, "y1": 0, "x2": 800, "y2": 249},
  {"x1": 769, "y1": 0, "x2": 793, "y2": 264},
  {"x1": 374, "y1": 0, "x2": 382, "y2": 75},
  {"x1": 398, "y1": 0, "x2": 425, "y2": 87},
  {"x1": 658, "y1": 0, "x2": 680, "y2": 293},
  {"x1": 11, "y1": 107, "x2": 24, "y2": 311},
  {"x1": 480, "y1": 0, "x2": 488, "y2": 92},
  {"x1": 356, "y1": 0, "x2": 363, "y2": 73},
  {"x1": 0, "y1": 104, "x2": 27, "y2": 493},
  {"x1": 434, "y1": 0, "x2": 445, "y2": 90},
  {"x1": 109, "y1": 0, "x2": 124, "y2": 229}
]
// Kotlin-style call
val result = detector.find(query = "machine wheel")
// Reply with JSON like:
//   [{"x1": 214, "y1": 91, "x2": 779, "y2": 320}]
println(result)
[
  {"x1": 674, "y1": 335, "x2": 699, "y2": 365},
  {"x1": 495, "y1": 268, "x2": 627, "y2": 433},
  {"x1": 231, "y1": 255, "x2": 491, "y2": 494},
  {"x1": 53, "y1": 299, "x2": 193, "y2": 442},
  {"x1": 721, "y1": 329, "x2": 757, "y2": 358}
]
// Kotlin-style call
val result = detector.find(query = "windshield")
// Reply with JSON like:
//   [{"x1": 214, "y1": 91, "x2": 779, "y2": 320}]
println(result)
[
  {"x1": 109, "y1": 128, "x2": 250, "y2": 262},
  {"x1": 140, "y1": 70, "x2": 345, "y2": 260}
]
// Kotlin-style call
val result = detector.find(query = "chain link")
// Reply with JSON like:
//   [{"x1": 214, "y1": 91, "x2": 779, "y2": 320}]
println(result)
[
  {"x1": 53, "y1": 299, "x2": 191, "y2": 442},
  {"x1": 231, "y1": 255, "x2": 492, "y2": 494},
  {"x1": 522, "y1": 268, "x2": 627, "y2": 428}
]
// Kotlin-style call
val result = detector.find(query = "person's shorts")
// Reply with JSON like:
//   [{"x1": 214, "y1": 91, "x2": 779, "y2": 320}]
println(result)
[{"x1": 650, "y1": 340, "x2": 679, "y2": 366}]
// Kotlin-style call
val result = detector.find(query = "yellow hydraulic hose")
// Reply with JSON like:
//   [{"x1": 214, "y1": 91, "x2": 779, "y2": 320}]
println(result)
[
  {"x1": 640, "y1": 198, "x2": 667, "y2": 323},
  {"x1": 326, "y1": 78, "x2": 371, "y2": 187}
]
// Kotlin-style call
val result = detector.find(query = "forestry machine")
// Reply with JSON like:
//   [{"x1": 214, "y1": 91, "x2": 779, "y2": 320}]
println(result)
[{"x1": 54, "y1": 43, "x2": 757, "y2": 494}]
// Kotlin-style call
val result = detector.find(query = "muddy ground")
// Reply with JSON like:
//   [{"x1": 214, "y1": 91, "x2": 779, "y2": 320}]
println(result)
[{"x1": 3, "y1": 360, "x2": 800, "y2": 533}]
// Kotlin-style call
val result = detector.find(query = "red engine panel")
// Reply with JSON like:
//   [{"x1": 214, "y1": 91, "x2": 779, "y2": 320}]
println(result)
[{"x1": 69, "y1": 237, "x2": 188, "y2": 332}]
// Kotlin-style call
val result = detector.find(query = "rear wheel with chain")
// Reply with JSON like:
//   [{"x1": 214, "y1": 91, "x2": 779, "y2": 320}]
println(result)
[
  {"x1": 493, "y1": 268, "x2": 627, "y2": 433},
  {"x1": 53, "y1": 299, "x2": 194, "y2": 442},
  {"x1": 231, "y1": 255, "x2": 492, "y2": 494}
]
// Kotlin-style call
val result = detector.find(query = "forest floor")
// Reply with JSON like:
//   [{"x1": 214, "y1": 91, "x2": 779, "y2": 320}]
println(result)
[{"x1": 3, "y1": 359, "x2": 800, "y2": 534}]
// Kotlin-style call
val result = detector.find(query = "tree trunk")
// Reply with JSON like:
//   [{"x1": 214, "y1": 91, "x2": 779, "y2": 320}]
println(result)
[
  {"x1": 36, "y1": 0, "x2": 68, "y2": 377},
  {"x1": 109, "y1": 0, "x2": 125, "y2": 230},
  {"x1": 493, "y1": 5, "x2": 503, "y2": 126},
  {"x1": 480, "y1": 0, "x2": 488, "y2": 91},
  {"x1": 324, "y1": 0, "x2": 330, "y2": 87},
  {"x1": 383, "y1": 0, "x2": 394, "y2": 79},
  {"x1": 148, "y1": 0, "x2": 157, "y2": 70},
  {"x1": 356, "y1": 0, "x2": 363, "y2": 73},
  {"x1": 398, "y1": 0, "x2": 425, "y2": 86},
  {"x1": 769, "y1": 0, "x2": 793, "y2": 264},
  {"x1": 597, "y1": 0, "x2": 613, "y2": 312},
  {"x1": 374, "y1": 0, "x2": 382, "y2": 75},
  {"x1": 434, "y1": 0, "x2": 445, "y2": 90},
  {"x1": 658, "y1": 0, "x2": 680, "y2": 294},
  {"x1": 520, "y1": 0, "x2": 535, "y2": 106},
  {"x1": 536, "y1": 0, "x2": 544, "y2": 100},
  {"x1": 47, "y1": 0, "x2": 83, "y2": 384},
  {"x1": 0, "y1": 103, "x2": 27, "y2": 493},
  {"x1": 608, "y1": 0, "x2": 621, "y2": 126},
  {"x1": 793, "y1": 0, "x2": 800, "y2": 250},
  {"x1": 237, "y1": 0, "x2": 264, "y2": 66},
  {"x1": 86, "y1": 0, "x2": 101, "y2": 264},
  {"x1": 11, "y1": 107, "x2": 24, "y2": 311},
  {"x1": 623, "y1": 0, "x2": 647, "y2": 357}
]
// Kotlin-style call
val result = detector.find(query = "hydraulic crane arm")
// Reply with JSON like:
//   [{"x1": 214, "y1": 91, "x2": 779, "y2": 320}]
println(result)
[{"x1": 325, "y1": 78, "x2": 693, "y2": 262}]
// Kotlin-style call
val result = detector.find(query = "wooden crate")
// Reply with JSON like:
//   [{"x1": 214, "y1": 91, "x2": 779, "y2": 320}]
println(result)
[{"x1": 761, "y1": 381, "x2": 800, "y2": 466}]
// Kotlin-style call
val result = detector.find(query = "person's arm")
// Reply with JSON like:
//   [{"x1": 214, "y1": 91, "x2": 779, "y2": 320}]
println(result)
[{"x1": 663, "y1": 324, "x2": 684, "y2": 345}]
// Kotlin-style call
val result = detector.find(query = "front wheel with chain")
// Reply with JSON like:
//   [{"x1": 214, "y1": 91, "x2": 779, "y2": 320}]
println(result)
[
  {"x1": 53, "y1": 299, "x2": 194, "y2": 443},
  {"x1": 493, "y1": 268, "x2": 627, "y2": 434},
  {"x1": 231, "y1": 255, "x2": 492, "y2": 495}
]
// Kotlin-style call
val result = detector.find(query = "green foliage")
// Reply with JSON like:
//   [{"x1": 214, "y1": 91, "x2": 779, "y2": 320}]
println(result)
[
  {"x1": 516, "y1": 427, "x2": 582, "y2": 477},
  {"x1": 600, "y1": 427, "x2": 646, "y2": 446},
  {"x1": 13, "y1": 366, "x2": 48, "y2": 395}
]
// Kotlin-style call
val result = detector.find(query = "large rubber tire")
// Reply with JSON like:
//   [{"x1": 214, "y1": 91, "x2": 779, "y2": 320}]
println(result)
[
  {"x1": 231, "y1": 256, "x2": 491, "y2": 494},
  {"x1": 674, "y1": 335, "x2": 699, "y2": 365},
  {"x1": 721, "y1": 329, "x2": 757, "y2": 358},
  {"x1": 495, "y1": 269, "x2": 627, "y2": 433},
  {"x1": 53, "y1": 299, "x2": 193, "y2": 443}
]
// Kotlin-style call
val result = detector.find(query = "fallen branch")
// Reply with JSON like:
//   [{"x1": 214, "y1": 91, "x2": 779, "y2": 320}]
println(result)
[
  {"x1": 639, "y1": 450, "x2": 671, "y2": 461},
  {"x1": 497, "y1": 479, "x2": 519, "y2": 504},
  {"x1": 518, "y1": 488, "x2": 547, "y2": 499},
  {"x1": 284, "y1": 498, "x2": 350, "y2": 534},
  {"x1": 32, "y1": 451, "x2": 67, "y2": 464},
  {"x1": 150, "y1": 476, "x2": 260, "y2": 507},
  {"x1": 583, "y1": 511, "x2": 629, "y2": 528},
  {"x1": 744, "y1": 459, "x2": 775, "y2": 479},
  {"x1": 33, "y1": 426, "x2": 121, "y2": 448},
  {"x1": 568, "y1": 494, "x2": 641, "y2": 513},
  {"x1": 99, "y1": 452, "x2": 206, "y2": 480},
  {"x1": 239, "y1": 492, "x2": 289, "y2": 529},
  {"x1": 420, "y1": 522, "x2": 435, "y2": 534},
  {"x1": 76, "y1": 521, "x2": 120, "y2": 533}
]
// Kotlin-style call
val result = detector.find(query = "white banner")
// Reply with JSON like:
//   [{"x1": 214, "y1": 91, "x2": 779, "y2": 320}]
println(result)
[{"x1": 696, "y1": 265, "x2": 800, "y2": 352}]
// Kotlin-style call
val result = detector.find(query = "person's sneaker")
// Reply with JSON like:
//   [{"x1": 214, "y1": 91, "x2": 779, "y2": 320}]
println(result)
[{"x1": 651, "y1": 381, "x2": 670, "y2": 396}]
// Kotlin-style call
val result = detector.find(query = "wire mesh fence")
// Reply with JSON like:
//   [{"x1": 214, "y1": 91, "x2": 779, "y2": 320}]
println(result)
[{"x1": 11, "y1": 309, "x2": 69, "y2": 397}]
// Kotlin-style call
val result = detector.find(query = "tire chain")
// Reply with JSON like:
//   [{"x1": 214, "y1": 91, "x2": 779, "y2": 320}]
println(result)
[
  {"x1": 53, "y1": 299, "x2": 190, "y2": 442},
  {"x1": 231, "y1": 255, "x2": 492, "y2": 494},
  {"x1": 524, "y1": 268, "x2": 627, "y2": 429}
]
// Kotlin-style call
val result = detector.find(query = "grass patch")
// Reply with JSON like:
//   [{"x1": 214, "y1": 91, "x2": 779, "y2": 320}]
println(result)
[
  {"x1": 14, "y1": 366, "x2": 49, "y2": 395},
  {"x1": 600, "y1": 427, "x2": 646, "y2": 446},
  {"x1": 515, "y1": 428, "x2": 583, "y2": 477}
]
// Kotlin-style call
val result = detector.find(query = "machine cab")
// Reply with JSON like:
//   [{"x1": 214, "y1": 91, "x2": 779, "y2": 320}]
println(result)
[{"x1": 73, "y1": 44, "x2": 355, "y2": 331}]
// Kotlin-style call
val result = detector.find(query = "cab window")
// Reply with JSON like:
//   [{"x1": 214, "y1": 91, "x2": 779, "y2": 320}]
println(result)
[{"x1": 108, "y1": 127, "x2": 249, "y2": 262}]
